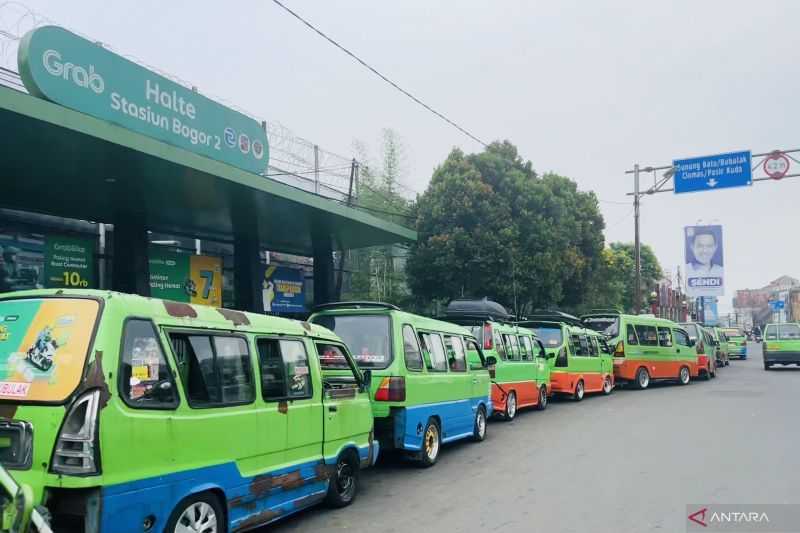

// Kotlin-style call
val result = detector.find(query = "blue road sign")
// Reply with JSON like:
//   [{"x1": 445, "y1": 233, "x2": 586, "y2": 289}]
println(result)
[
  {"x1": 673, "y1": 150, "x2": 752, "y2": 194},
  {"x1": 768, "y1": 300, "x2": 785, "y2": 311}
]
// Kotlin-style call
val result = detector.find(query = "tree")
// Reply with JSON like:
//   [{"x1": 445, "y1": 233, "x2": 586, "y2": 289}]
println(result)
[
  {"x1": 340, "y1": 129, "x2": 414, "y2": 305},
  {"x1": 407, "y1": 141, "x2": 606, "y2": 315},
  {"x1": 582, "y1": 242, "x2": 663, "y2": 313}
]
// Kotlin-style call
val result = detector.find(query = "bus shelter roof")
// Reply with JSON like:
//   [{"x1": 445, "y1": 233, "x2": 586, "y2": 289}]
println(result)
[{"x1": 0, "y1": 86, "x2": 416, "y2": 254}]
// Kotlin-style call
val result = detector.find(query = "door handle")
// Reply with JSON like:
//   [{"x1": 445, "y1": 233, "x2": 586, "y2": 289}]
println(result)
[
  {"x1": 472, "y1": 378, "x2": 478, "y2": 384},
  {"x1": 328, "y1": 405, "x2": 338, "y2": 412}
]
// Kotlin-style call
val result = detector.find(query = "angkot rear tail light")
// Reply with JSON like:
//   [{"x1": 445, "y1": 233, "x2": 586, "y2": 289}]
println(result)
[
  {"x1": 483, "y1": 323, "x2": 493, "y2": 350},
  {"x1": 374, "y1": 377, "x2": 405, "y2": 402},
  {"x1": 614, "y1": 341, "x2": 625, "y2": 357},
  {"x1": 51, "y1": 390, "x2": 100, "y2": 475}
]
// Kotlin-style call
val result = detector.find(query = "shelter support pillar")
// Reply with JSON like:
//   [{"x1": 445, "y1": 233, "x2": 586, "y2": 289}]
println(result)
[
  {"x1": 312, "y1": 218, "x2": 335, "y2": 306},
  {"x1": 112, "y1": 211, "x2": 150, "y2": 296},
  {"x1": 232, "y1": 190, "x2": 264, "y2": 313}
]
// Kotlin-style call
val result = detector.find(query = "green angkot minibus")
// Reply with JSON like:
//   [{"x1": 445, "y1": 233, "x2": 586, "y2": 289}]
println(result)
[
  {"x1": 763, "y1": 322, "x2": 800, "y2": 369},
  {"x1": 443, "y1": 299, "x2": 551, "y2": 420},
  {"x1": 0, "y1": 289, "x2": 378, "y2": 532},
  {"x1": 522, "y1": 312, "x2": 614, "y2": 400},
  {"x1": 310, "y1": 302, "x2": 492, "y2": 467}
]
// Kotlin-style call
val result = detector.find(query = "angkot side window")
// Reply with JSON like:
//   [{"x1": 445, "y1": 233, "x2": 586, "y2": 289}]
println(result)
[
  {"x1": 120, "y1": 319, "x2": 178, "y2": 409},
  {"x1": 420, "y1": 332, "x2": 448, "y2": 372},
  {"x1": 493, "y1": 331, "x2": 507, "y2": 359},
  {"x1": 533, "y1": 339, "x2": 547, "y2": 359},
  {"x1": 443, "y1": 335, "x2": 467, "y2": 372},
  {"x1": 465, "y1": 339, "x2": 484, "y2": 370},
  {"x1": 519, "y1": 336, "x2": 533, "y2": 360},
  {"x1": 317, "y1": 340, "x2": 350, "y2": 370},
  {"x1": 574, "y1": 335, "x2": 589, "y2": 356},
  {"x1": 169, "y1": 333, "x2": 254, "y2": 407},
  {"x1": 505, "y1": 334, "x2": 520, "y2": 361},
  {"x1": 402, "y1": 325, "x2": 424, "y2": 371},
  {"x1": 587, "y1": 337, "x2": 598, "y2": 356},
  {"x1": 657, "y1": 327, "x2": 673, "y2": 347},
  {"x1": 634, "y1": 325, "x2": 658, "y2": 346},
  {"x1": 626, "y1": 325, "x2": 639, "y2": 345},
  {"x1": 555, "y1": 345, "x2": 568, "y2": 367},
  {"x1": 673, "y1": 329, "x2": 691, "y2": 347},
  {"x1": 765, "y1": 326, "x2": 777, "y2": 340},
  {"x1": 258, "y1": 338, "x2": 312, "y2": 400}
]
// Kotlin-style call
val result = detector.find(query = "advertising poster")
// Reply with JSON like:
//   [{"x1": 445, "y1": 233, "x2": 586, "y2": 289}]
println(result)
[
  {"x1": 684, "y1": 225, "x2": 724, "y2": 297},
  {"x1": 702, "y1": 297, "x2": 719, "y2": 326},
  {"x1": 149, "y1": 247, "x2": 222, "y2": 307},
  {"x1": 0, "y1": 298, "x2": 99, "y2": 402},
  {"x1": 43, "y1": 235, "x2": 95, "y2": 289},
  {"x1": 262, "y1": 265, "x2": 305, "y2": 313},
  {"x1": 0, "y1": 231, "x2": 96, "y2": 292}
]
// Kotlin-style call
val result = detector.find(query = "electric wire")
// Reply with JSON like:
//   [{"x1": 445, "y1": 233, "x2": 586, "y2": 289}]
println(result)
[{"x1": 270, "y1": 0, "x2": 489, "y2": 148}]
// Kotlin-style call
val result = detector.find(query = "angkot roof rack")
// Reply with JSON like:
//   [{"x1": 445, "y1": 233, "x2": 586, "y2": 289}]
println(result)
[
  {"x1": 583, "y1": 308, "x2": 623, "y2": 316},
  {"x1": 518, "y1": 309, "x2": 583, "y2": 328},
  {"x1": 443, "y1": 298, "x2": 512, "y2": 321},
  {"x1": 312, "y1": 301, "x2": 400, "y2": 312}
]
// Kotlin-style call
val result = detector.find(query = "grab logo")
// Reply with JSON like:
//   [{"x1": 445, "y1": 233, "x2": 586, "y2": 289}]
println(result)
[{"x1": 42, "y1": 49, "x2": 105, "y2": 94}]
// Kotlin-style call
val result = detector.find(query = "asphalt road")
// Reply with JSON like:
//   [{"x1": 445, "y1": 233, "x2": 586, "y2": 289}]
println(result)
[{"x1": 265, "y1": 343, "x2": 800, "y2": 533}]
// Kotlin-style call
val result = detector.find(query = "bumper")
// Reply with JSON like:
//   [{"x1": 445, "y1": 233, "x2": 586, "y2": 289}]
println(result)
[
  {"x1": 764, "y1": 351, "x2": 800, "y2": 364},
  {"x1": 695, "y1": 355, "x2": 708, "y2": 376},
  {"x1": 613, "y1": 358, "x2": 637, "y2": 381}
]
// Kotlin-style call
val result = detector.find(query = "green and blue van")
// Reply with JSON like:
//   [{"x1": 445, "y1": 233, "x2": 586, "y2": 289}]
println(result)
[
  {"x1": 721, "y1": 327, "x2": 747, "y2": 359},
  {"x1": 443, "y1": 299, "x2": 551, "y2": 420},
  {"x1": 0, "y1": 289, "x2": 377, "y2": 532},
  {"x1": 522, "y1": 312, "x2": 614, "y2": 400},
  {"x1": 310, "y1": 302, "x2": 492, "y2": 467},
  {"x1": 763, "y1": 322, "x2": 800, "y2": 369}
]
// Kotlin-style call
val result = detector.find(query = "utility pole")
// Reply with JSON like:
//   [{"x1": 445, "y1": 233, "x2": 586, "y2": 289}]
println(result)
[{"x1": 633, "y1": 163, "x2": 641, "y2": 314}]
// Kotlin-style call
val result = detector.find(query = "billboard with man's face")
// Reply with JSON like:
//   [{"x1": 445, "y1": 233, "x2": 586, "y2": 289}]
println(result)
[{"x1": 684, "y1": 225, "x2": 724, "y2": 297}]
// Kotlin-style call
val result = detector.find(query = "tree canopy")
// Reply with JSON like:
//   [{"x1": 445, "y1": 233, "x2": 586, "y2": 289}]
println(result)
[{"x1": 407, "y1": 141, "x2": 606, "y2": 315}]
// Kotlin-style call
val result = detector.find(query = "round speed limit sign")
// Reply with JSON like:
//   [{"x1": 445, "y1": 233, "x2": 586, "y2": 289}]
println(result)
[{"x1": 763, "y1": 152, "x2": 790, "y2": 180}]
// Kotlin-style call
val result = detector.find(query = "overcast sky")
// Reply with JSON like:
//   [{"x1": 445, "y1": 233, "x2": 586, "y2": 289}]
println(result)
[{"x1": 12, "y1": 0, "x2": 800, "y2": 312}]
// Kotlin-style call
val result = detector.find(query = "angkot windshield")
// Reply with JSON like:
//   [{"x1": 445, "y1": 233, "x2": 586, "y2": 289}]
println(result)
[
  {"x1": 0, "y1": 297, "x2": 99, "y2": 403},
  {"x1": 532, "y1": 327, "x2": 563, "y2": 349},
  {"x1": 722, "y1": 328, "x2": 744, "y2": 338},
  {"x1": 583, "y1": 316, "x2": 620, "y2": 337},
  {"x1": 680, "y1": 324, "x2": 699, "y2": 340},
  {"x1": 312, "y1": 314, "x2": 393, "y2": 369},
  {"x1": 779, "y1": 324, "x2": 800, "y2": 340}
]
